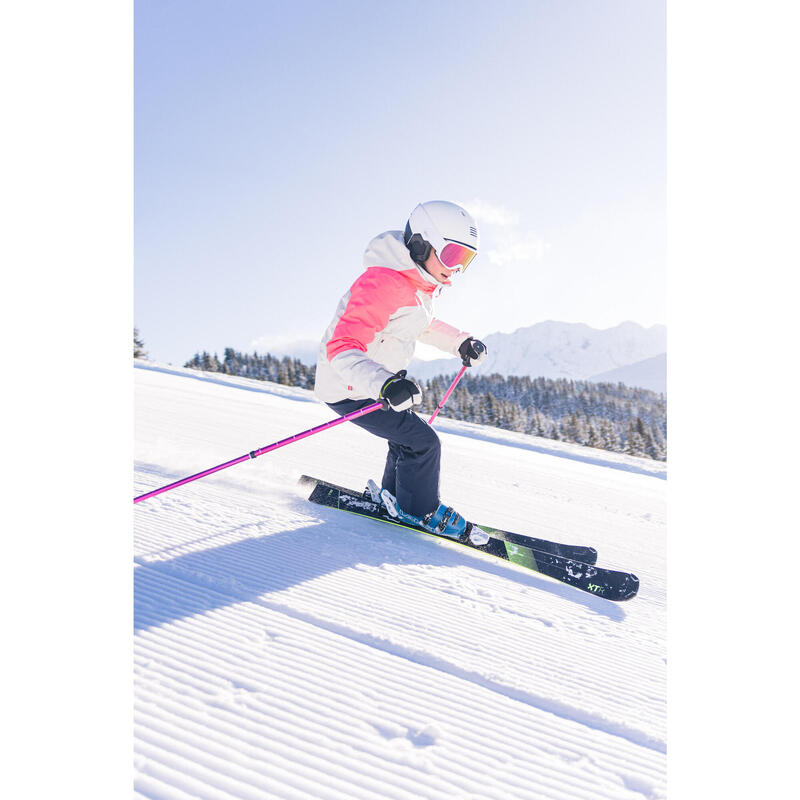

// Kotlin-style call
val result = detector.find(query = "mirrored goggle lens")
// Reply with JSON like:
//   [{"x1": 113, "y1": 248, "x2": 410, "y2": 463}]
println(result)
[{"x1": 439, "y1": 242, "x2": 478, "y2": 271}]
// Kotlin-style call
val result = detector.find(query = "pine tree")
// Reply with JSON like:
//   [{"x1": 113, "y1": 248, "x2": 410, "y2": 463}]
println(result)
[
  {"x1": 223, "y1": 347, "x2": 239, "y2": 375},
  {"x1": 587, "y1": 421, "x2": 600, "y2": 449},
  {"x1": 277, "y1": 356, "x2": 291, "y2": 385},
  {"x1": 134, "y1": 328, "x2": 147, "y2": 359},
  {"x1": 625, "y1": 420, "x2": 646, "y2": 457}
]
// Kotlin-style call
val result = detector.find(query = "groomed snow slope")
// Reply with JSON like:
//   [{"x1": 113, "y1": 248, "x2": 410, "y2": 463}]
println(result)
[{"x1": 134, "y1": 361, "x2": 666, "y2": 800}]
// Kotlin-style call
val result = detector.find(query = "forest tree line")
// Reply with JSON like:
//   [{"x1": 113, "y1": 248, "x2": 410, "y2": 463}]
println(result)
[{"x1": 182, "y1": 347, "x2": 667, "y2": 461}]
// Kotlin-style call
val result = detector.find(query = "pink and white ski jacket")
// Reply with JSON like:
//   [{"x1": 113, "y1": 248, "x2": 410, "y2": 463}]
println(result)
[{"x1": 314, "y1": 230, "x2": 471, "y2": 403}]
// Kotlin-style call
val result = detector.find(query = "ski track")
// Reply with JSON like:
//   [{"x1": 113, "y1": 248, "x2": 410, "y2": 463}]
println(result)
[{"x1": 134, "y1": 362, "x2": 667, "y2": 799}]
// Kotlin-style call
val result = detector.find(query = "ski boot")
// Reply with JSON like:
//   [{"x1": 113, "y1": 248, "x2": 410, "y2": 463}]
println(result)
[{"x1": 369, "y1": 483, "x2": 489, "y2": 546}]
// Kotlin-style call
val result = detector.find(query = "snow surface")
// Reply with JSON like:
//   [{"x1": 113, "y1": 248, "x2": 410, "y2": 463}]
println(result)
[{"x1": 134, "y1": 360, "x2": 666, "y2": 799}]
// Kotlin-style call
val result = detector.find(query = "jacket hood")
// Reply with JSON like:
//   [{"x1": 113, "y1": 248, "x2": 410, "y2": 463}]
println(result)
[{"x1": 362, "y1": 230, "x2": 440, "y2": 293}]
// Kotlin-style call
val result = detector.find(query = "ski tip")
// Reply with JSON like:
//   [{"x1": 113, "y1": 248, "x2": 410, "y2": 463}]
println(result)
[{"x1": 619, "y1": 573, "x2": 640, "y2": 601}]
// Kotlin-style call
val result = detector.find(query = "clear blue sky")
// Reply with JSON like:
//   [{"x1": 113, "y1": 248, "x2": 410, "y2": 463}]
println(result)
[{"x1": 135, "y1": 0, "x2": 665, "y2": 364}]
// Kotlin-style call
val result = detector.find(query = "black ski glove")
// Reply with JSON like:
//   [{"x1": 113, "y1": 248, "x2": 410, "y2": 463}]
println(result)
[
  {"x1": 380, "y1": 370, "x2": 422, "y2": 412},
  {"x1": 458, "y1": 337, "x2": 488, "y2": 367}
]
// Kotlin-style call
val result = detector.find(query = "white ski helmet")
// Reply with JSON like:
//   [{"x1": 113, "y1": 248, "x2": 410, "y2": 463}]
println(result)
[{"x1": 403, "y1": 200, "x2": 479, "y2": 272}]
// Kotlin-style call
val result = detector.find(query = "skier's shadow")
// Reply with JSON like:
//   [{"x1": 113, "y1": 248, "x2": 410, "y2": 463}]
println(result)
[{"x1": 134, "y1": 504, "x2": 626, "y2": 633}]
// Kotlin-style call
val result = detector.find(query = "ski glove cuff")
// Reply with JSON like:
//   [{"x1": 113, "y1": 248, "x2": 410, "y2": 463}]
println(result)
[
  {"x1": 458, "y1": 337, "x2": 488, "y2": 367},
  {"x1": 380, "y1": 370, "x2": 422, "y2": 412}
]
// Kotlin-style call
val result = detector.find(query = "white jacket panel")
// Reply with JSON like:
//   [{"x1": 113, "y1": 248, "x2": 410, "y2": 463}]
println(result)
[{"x1": 314, "y1": 231, "x2": 470, "y2": 403}]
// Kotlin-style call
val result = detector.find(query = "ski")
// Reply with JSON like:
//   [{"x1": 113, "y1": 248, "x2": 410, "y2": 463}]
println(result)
[
  {"x1": 300, "y1": 476, "x2": 638, "y2": 602},
  {"x1": 300, "y1": 475, "x2": 597, "y2": 564}
]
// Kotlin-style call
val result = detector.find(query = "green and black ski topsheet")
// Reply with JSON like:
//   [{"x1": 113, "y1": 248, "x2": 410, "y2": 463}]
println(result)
[{"x1": 300, "y1": 476, "x2": 639, "y2": 602}]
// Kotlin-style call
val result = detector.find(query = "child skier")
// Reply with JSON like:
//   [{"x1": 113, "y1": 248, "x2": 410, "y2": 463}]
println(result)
[{"x1": 314, "y1": 200, "x2": 488, "y2": 541}]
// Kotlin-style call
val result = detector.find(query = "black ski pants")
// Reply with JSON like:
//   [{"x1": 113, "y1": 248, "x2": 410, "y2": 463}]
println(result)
[{"x1": 327, "y1": 398, "x2": 441, "y2": 518}]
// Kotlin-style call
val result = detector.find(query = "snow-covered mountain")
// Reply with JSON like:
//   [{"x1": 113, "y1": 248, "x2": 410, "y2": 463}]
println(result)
[
  {"x1": 589, "y1": 353, "x2": 667, "y2": 394},
  {"x1": 134, "y1": 360, "x2": 666, "y2": 799},
  {"x1": 254, "y1": 321, "x2": 666, "y2": 392},
  {"x1": 408, "y1": 321, "x2": 667, "y2": 388}
]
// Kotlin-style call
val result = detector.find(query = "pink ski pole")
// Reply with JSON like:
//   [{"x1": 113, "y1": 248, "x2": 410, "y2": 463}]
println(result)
[
  {"x1": 428, "y1": 365, "x2": 467, "y2": 424},
  {"x1": 134, "y1": 401, "x2": 385, "y2": 504}
]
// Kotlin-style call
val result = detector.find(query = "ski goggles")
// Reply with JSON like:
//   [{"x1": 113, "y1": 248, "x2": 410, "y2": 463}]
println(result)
[{"x1": 438, "y1": 241, "x2": 478, "y2": 272}]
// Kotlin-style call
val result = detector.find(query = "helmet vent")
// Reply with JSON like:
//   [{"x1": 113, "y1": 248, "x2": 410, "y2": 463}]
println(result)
[{"x1": 469, "y1": 227, "x2": 478, "y2": 238}]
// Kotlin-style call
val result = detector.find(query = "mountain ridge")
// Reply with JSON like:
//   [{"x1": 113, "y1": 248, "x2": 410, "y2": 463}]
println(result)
[
  {"x1": 408, "y1": 320, "x2": 666, "y2": 389},
  {"x1": 252, "y1": 320, "x2": 667, "y2": 392}
]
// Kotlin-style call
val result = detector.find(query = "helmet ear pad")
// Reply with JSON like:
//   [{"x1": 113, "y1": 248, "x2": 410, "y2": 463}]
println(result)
[{"x1": 404, "y1": 222, "x2": 432, "y2": 266}]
